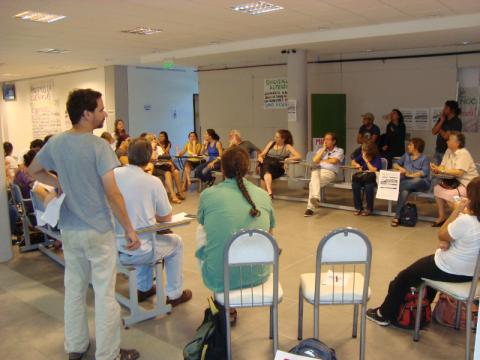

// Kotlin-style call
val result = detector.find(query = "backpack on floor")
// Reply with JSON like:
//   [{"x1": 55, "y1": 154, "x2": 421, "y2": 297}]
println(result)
[
  {"x1": 433, "y1": 293, "x2": 478, "y2": 331},
  {"x1": 288, "y1": 338, "x2": 337, "y2": 360},
  {"x1": 399, "y1": 203, "x2": 418, "y2": 227},
  {"x1": 183, "y1": 297, "x2": 227, "y2": 360},
  {"x1": 395, "y1": 287, "x2": 431, "y2": 329}
]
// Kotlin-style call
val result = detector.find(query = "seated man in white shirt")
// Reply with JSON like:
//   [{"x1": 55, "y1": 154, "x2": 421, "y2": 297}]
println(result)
[
  {"x1": 304, "y1": 132, "x2": 345, "y2": 217},
  {"x1": 114, "y1": 138, "x2": 192, "y2": 305}
]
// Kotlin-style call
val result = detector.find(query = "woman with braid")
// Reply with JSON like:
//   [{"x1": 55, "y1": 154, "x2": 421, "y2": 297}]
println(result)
[{"x1": 196, "y1": 146, "x2": 276, "y2": 323}]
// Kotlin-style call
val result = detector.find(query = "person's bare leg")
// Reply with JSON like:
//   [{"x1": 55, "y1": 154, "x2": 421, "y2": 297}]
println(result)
[
  {"x1": 435, "y1": 197, "x2": 447, "y2": 223},
  {"x1": 182, "y1": 163, "x2": 192, "y2": 191},
  {"x1": 164, "y1": 172, "x2": 181, "y2": 203},
  {"x1": 173, "y1": 169, "x2": 184, "y2": 199},
  {"x1": 264, "y1": 172, "x2": 273, "y2": 195}
]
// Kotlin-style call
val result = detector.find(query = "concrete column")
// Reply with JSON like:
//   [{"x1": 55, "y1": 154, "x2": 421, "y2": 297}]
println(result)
[
  {"x1": 287, "y1": 50, "x2": 308, "y2": 156},
  {"x1": 0, "y1": 121, "x2": 13, "y2": 263},
  {"x1": 104, "y1": 65, "x2": 129, "y2": 133}
]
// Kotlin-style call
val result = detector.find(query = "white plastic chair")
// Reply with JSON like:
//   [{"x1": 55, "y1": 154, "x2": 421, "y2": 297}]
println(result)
[
  {"x1": 214, "y1": 229, "x2": 283, "y2": 360},
  {"x1": 298, "y1": 227, "x2": 372, "y2": 360},
  {"x1": 116, "y1": 232, "x2": 172, "y2": 327},
  {"x1": 413, "y1": 250, "x2": 480, "y2": 360}
]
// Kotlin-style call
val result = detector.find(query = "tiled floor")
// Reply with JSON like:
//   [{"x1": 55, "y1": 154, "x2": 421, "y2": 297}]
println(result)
[{"x1": 0, "y1": 185, "x2": 473, "y2": 359}]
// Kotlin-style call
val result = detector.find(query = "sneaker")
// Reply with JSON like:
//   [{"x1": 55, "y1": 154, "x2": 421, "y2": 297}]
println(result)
[
  {"x1": 68, "y1": 343, "x2": 90, "y2": 360},
  {"x1": 138, "y1": 286, "x2": 156, "y2": 302},
  {"x1": 310, "y1": 197, "x2": 321, "y2": 208},
  {"x1": 167, "y1": 289, "x2": 192, "y2": 307},
  {"x1": 366, "y1": 308, "x2": 390, "y2": 326},
  {"x1": 119, "y1": 348, "x2": 140, "y2": 360},
  {"x1": 304, "y1": 209, "x2": 314, "y2": 217}
]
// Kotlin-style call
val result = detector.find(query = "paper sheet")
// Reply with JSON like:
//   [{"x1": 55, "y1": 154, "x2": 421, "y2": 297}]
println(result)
[
  {"x1": 321, "y1": 270, "x2": 352, "y2": 286},
  {"x1": 376, "y1": 170, "x2": 400, "y2": 201},
  {"x1": 274, "y1": 350, "x2": 316, "y2": 360},
  {"x1": 40, "y1": 193, "x2": 65, "y2": 227}
]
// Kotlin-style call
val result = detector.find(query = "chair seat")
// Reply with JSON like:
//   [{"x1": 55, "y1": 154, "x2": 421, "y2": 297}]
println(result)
[
  {"x1": 301, "y1": 272, "x2": 370, "y2": 304},
  {"x1": 422, "y1": 278, "x2": 480, "y2": 301},
  {"x1": 215, "y1": 274, "x2": 283, "y2": 307}
]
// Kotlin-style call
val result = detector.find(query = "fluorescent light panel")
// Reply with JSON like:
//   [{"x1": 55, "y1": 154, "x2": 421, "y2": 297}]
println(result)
[
  {"x1": 121, "y1": 27, "x2": 162, "y2": 35},
  {"x1": 14, "y1": 10, "x2": 66, "y2": 23},
  {"x1": 232, "y1": 1, "x2": 284, "y2": 15},
  {"x1": 36, "y1": 48, "x2": 71, "y2": 54}
]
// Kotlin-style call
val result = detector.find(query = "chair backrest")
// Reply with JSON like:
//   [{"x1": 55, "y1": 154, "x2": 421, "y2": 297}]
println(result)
[
  {"x1": 223, "y1": 229, "x2": 280, "y2": 307},
  {"x1": 467, "y1": 249, "x2": 480, "y2": 302},
  {"x1": 305, "y1": 151, "x2": 315, "y2": 164},
  {"x1": 380, "y1": 158, "x2": 388, "y2": 170},
  {"x1": 314, "y1": 227, "x2": 372, "y2": 305}
]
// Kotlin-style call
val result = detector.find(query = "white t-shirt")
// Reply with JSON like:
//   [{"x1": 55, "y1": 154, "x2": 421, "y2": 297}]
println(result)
[
  {"x1": 113, "y1": 165, "x2": 172, "y2": 255},
  {"x1": 434, "y1": 213, "x2": 480, "y2": 276},
  {"x1": 5, "y1": 155, "x2": 18, "y2": 178}
]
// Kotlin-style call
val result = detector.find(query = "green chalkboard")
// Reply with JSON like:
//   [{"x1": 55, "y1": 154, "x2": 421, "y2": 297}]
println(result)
[{"x1": 311, "y1": 94, "x2": 346, "y2": 150}]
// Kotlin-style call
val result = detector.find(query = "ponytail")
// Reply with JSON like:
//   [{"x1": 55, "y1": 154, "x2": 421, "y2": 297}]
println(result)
[{"x1": 235, "y1": 172, "x2": 260, "y2": 217}]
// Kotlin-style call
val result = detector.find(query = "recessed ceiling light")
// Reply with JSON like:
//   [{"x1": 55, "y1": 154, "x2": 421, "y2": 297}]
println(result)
[
  {"x1": 364, "y1": 49, "x2": 374, "y2": 53},
  {"x1": 461, "y1": 41, "x2": 471, "y2": 45},
  {"x1": 232, "y1": 1, "x2": 284, "y2": 15},
  {"x1": 121, "y1": 26, "x2": 162, "y2": 35},
  {"x1": 14, "y1": 10, "x2": 66, "y2": 23},
  {"x1": 36, "y1": 48, "x2": 71, "y2": 54}
]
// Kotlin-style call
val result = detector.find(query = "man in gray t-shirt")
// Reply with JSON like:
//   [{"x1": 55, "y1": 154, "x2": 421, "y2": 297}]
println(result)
[
  {"x1": 228, "y1": 129, "x2": 260, "y2": 157},
  {"x1": 29, "y1": 89, "x2": 140, "y2": 360}
]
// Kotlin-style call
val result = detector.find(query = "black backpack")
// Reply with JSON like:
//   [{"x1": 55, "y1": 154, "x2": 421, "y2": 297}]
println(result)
[
  {"x1": 289, "y1": 338, "x2": 337, "y2": 359},
  {"x1": 400, "y1": 203, "x2": 418, "y2": 227},
  {"x1": 183, "y1": 297, "x2": 227, "y2": 360}
]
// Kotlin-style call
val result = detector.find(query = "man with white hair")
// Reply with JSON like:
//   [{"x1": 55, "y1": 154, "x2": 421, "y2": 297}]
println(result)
[{"x1": 228, "y1": 129, "x2": 260, "y2": 157}]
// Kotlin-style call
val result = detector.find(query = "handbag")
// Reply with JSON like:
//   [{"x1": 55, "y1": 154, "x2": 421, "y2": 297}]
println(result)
[
  {"x1": 439, "y1": 178, "x2": 461, "y2": 190},
  {"x1": 352, "y1": 171, "x2": 377, "y2": 185},
  {"x1": 433, "y1": 293, "x2": 478, "y2": 331},
  {"x1": 395, "y1": 287, "x2": 431, "y2": 329},
  {"x1": 183, "y1": 297, "x2": 227, "y2": 360},
  {"x1": 288, "y1": 338, "x2": 337, "y2": 360},
  {"x1": 399, "y1": 203, "x2": 418, "y2": 227}
]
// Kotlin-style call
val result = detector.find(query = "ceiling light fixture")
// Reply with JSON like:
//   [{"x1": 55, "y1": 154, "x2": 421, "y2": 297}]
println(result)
[
  {"x1": 36, "y1": 48, "x2": 71, "y2": 54},
  {"x1": 364, "y1": 49, "x2": 374, "y2": 53},
  {"x1": 461, "y1": 41, "x2": 471, "y2": 45},
  {"x1": 14, "y1": 10, "x2": 66, "y2": 23},
  {"x1": 232, "y1": 1, "x2": 284, "y2": 15},
  {"x1": 121, "y1": 26, "x2": 163, "y2": 35}
]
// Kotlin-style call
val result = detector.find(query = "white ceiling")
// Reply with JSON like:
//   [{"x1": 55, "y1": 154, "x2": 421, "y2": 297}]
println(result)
[{"x1": 1, "y1": 0, "x2": 480, "y2": 81}]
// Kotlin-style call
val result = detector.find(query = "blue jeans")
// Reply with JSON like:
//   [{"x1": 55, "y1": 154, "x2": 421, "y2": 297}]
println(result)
[
  {"x1": 395, "y1": 178, "x2": 430, "y2": 218},
  {"x1": 194, "y1": 161, "x2": 220, "y2": 182},
  {"x1": 352, "y1": 181, "x2": 376, "y2": 211},
  {"x1": 433, "y1": 151, "x2": 444, "y2": 165}
]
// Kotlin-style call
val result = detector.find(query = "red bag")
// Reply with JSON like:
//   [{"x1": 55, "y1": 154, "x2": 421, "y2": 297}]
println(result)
[
  {"x1": 433, "y1": 293, "x2": 478, "y2": 331},
  {"x1": 396, "y1": 287, "x2": 431, "y2": 329}
]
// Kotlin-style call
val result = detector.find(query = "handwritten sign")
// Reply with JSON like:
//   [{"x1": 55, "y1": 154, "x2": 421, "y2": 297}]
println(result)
[
  {"x1": 30, "y1": 80, "x2": 62, "y2": 138},
  {"x1": 264, "y1": 78, "x2": 288, "y2": 109},
  {"x1": 376, "y1": 170, "x2": 400, "y2": 201}
]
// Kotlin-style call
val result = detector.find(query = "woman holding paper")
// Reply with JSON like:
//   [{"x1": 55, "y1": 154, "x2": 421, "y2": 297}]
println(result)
[{"x1": 391, "y1": 138, "x2": 430, "y2": 227}]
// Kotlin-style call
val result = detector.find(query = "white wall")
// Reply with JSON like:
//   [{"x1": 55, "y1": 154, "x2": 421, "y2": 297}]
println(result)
[
  {"x1": 127, "y1": 66, "x2": 198, "y2": 150},
  {"x1": 0, "y1": 67, "x2": 106, "y2": 159},
  {"x1": 198, "y1": 53, "x2": 480, "y2": 158}
]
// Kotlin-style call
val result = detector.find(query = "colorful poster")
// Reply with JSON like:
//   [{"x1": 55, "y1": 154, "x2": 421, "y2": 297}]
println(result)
[
  {"x1": 264, "y1": 78, "x2": 288, "y2": 109},
  {"x1": 458, "y1": 86, "x2": 480, "y2": 133},
  {"x1": 30, "y1": 80, "x2": 62, "y2": 138}
]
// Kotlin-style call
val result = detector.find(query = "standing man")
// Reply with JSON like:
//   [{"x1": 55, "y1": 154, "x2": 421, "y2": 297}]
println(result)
[
  {"x1": 28, "y1": 89, "x2": 140, "y2": 360},
  {"x1": 432, "y1": 100, "x2": 462, "y2": 165},
  {"x1": 304, "y1": 132, "x2": 344, "y2": 217},
  {"x1": 351, "y1": 112, "x2": 380, "y2": 159}
]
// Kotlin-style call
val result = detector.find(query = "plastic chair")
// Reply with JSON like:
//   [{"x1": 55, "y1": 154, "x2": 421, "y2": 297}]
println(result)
[
  {"x1": 214, "y1": 229, "x2": 283, "y2": 360},
  {"x1": 297, "y1": 227, "x2": 372, "y2": 360},
  {"x1": 413, "y1": 250, "x2": 480, "y2": 360},
  {"x1": 116, "y1": 231, "x2": 172, "y2": 327}
]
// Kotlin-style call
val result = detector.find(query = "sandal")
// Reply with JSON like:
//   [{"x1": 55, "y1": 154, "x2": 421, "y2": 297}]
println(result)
[
  {"x1": 391, "y1": 218, "x2": 400, "y2": 227},
  {"x1": 171, "y1": 197, "x2": 182, "y2": 204},
  {"x1": 119, "y1": 349, "x2": 140, "y2": 360},
  {"x1": 176, "y1": 192, "x2": 186, "y2": 200},
  {"x1": 353, "y1": 210, "x2": 362, "y2": 216},
  {"x1": 229, "y1": 308, "x2": 238, "y2": 326},
  {"x1": 361, "y1": 210, "x2": 371, "y2": 216}
]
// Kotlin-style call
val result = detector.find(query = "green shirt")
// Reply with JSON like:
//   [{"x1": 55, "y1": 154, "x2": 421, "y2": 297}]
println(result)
[{"x1": 196, "y1": 178, "x2": 276, "y2": 293}]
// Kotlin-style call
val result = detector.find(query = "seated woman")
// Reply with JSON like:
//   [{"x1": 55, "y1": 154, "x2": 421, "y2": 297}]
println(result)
[
  {"x1": 113, "y1": 118, "x2": 129, "y2": 150},
  {"x1": 100, "y1": 131, "x2": 116, "y2": 151},
  {"x1": 196, "y1": 146, "x2": 276, "y2": 323},
  {"x1": 178, "y1": 131, "x2": 203, "y2": 191},
  {"x1": 194, "y1": 129, "x2": 223, "y2": 186},
  {"x1": 367, "y1": 177, "x2": 480, "y2": 327},
  {"x1": 351, "y1": 142, "x2": 382, "y2": 216},
  {"x1": 14, "y1": 150, "x2": 53, "y2": 204},
  {"x1": 391, "y1": 138, "x2": 430, "y2": 227},
  {"x1": 115, "y1": 138, "x2": 130, "y2": 166},
  {"x1": 381, "y1": 109, "x2": 406, "y2": 167},
  {"x1": 153, "y1": 132, "x2": 184, "y2": 203},
  {"x1": 431, "y1": 131, "x2": 479, "y2": 227},
  {"x1": 257, "y1": 129, "x2": 301, "y2": 198}
]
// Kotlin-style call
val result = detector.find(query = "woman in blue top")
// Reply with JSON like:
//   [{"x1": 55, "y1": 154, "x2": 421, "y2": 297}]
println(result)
[
  {"x1": 391, "y1": 137, "x2": 431, "y2": 226},
  {"x1": 351, "y1": 142, "x2": 382, "y2": 216},
  {"x1": 194, "y1": 129, "x2": 223, "y2": 186}
]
